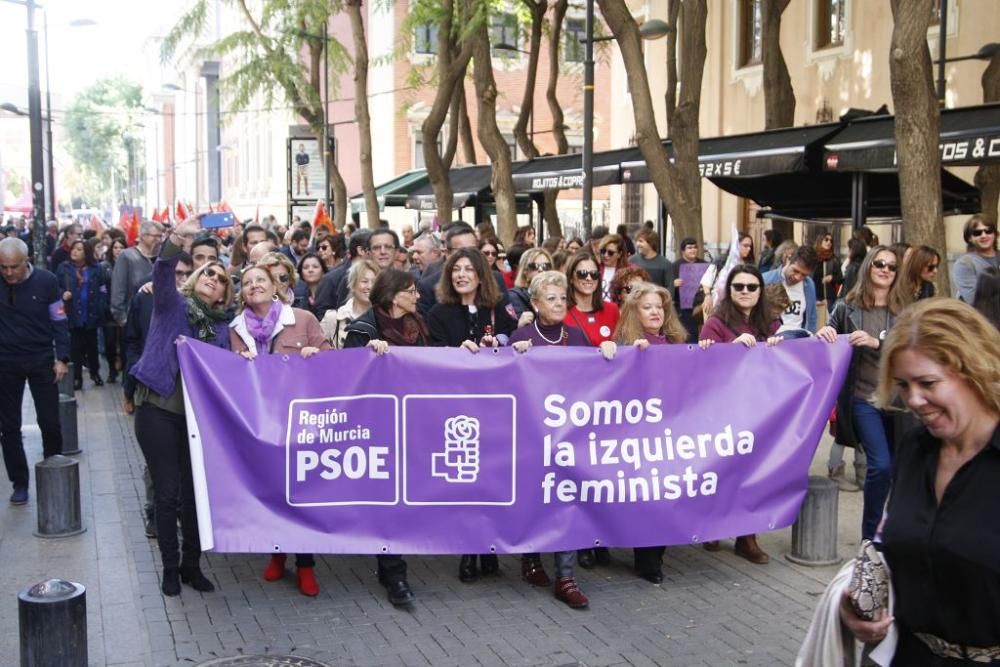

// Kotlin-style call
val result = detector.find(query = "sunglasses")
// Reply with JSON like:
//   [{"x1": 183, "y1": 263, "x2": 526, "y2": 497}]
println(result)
[
  {"x1": 202, "y1": 267, "x2": 225, "y2": 281},
  {"x1": 481, "y1": 250, "x2": 498, "y2": 257},
  {"x1": 926, "y1": 263, "x2": 940, "y2": 271},
  {"x1": 575, "y1": 269, "x2": 600, "y2": 280},
  {"x1": 276, "y1": 273, "x2": 291, "y2": 284},
  {"x1": 872, "y1": 259, "x2": 897, "y2": 272},
  {"x1": 730, "y1": 282, "x2": 760, "y2": 293},
  {"x1": 971, "y1": 226, "x2": 997, "y2": 237},
  {"x1": 600, "y1": 248, "x2": 618, "y2": 256},
  {"x1": 526, "y1": 262, "x2": 552, "y2": 271}
]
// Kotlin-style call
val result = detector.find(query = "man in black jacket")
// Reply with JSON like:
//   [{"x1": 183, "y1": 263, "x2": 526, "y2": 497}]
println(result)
[{"x1": 0, "y1": 237, "x2": 70, "y2": 505}]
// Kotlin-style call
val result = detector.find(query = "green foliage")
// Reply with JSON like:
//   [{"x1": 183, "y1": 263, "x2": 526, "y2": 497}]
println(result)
[{"x1": 63, "y1": 77, "x2": 145, "y2": 198}]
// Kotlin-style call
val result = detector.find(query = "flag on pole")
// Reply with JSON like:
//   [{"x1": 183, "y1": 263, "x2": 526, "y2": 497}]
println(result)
[
  {"x1": 127, "y1": 209, "x2": 140, "y2": 246},
  {"x1": 151, "y1": 208, "x2": 163, "y2": 223},
  {"x1": 312, "y1": 199, "x2": 334, "y2": 235},
  {"x1": 176, "y1": 201, "x2": 188, "y2": 222},
  {"x1": 712, "y1": 223, "x2": 742, "y2": 304},
  {"x1": 161, "y1": 207, "x2": 170, "y2": 223}
]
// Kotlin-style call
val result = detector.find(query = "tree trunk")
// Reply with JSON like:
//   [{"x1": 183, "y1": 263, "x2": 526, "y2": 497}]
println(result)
[
  {"x1": 458, "y1": 86, "x2": 477, "y2": 164},
  {"x1": 346, "y1": 0, "x2": 379, "y2": 228},
  {"x1": 443, "y1": 85, "x2": 461, "y2": 168},
  {"x1": 546, "y1": 0, "x2": 570, "y2": 156},
  {"x1": 421, "y1": 0, "x2": 474, "y2": 221},
  {"x1": 543, "y1": 190, "x2": 562, "y2": 238},
  {"x1": 889, "y1": 0, "x2": 946, "y2": 294},
  {"x1": 761, "y1": 0, "x2": 794, "y2": 129},
  {"x1": 625, "y1": 0, "x2": 706, "y2": 249},
  {"x1": 470, "y1": 18, "x2": 517, "y2": 246},
  {"x1": 975, "y1": 52, "x2": 1000, "y2": 225},
  {"x1": 513, "y1": 0, "x2": 546, "y2": 160}
]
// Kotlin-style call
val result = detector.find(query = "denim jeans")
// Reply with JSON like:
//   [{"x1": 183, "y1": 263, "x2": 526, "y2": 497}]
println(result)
[{"x1": 851, "y1": 398, "x2": 893, "y2": 540}]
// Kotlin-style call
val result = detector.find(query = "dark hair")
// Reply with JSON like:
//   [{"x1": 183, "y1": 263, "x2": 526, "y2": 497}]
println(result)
[
  {"x1": 853, "y1": 226, "x2": 878, "y2": 248},
  {"x1": 513, "y1": 225, "x2": 535, "y2": 246},
  {"x1": 191, "y1": 235, "x2": 219, "y2": 254},
  {"x1": 241, "y1": 224, "x2": 267, "y2": 247},
  {"x1": 788, "y1": 244, "x2": 819, "y2": 271},
  {"x1": 368, "y1": 228, "x2": 399, "y2": 250},
  {"x1": 889, "y1": 242, "x2": 911, "y2": 262},
  {"x1": 348, "y1": 229, "x2": 372, "y2": 258},
  {"x1": 679, "y1": 237, "x2": 698, "y2": 252},
  {"x1": 370, "y1": 268, "x2": 415, "y2": 313},
  {"x1": 297, "y1": 252, "x2": 327, "y2": 279},
  {"x1": 847, "y1": 238, "x2": 867, "y2": 263},
  {"x1": 636, "y1": 228, "x2": 659, "y2": 250},
  {"x1": 963, "y1": 214, "x2": 998, "y2": 251},
  {"x1": 813, "y1": 231, "x2": 834, "y2": 261},
  {"x1": 175, "y1": 251, "x2": 193, "y2": 267},
  {"x1": 715, "y1": 264, "x2": 773, "y2": 339},
  {"x1": 763, "y1": 229, "x2": 783, "y2": 247},
  {"x1": 69, "y1": 239, "x2": 95, "y2": 266},
  {"x1": 973, "y1": 267, "x2": 1000, "y2": 330},
  {"x1": 290, "y1": 228, "x2": 310, "y2": 244},
  {"x1": 609, "y1": 266, "x2": 651, "y2": 305},
  {"x1": 898, "y1": 245, "x2": 940, "y2": 300},
  {"x1": 590, "y1": 225, "x2": 609, "y2": 242},
  {"x1": 436, "y1": 247, "x2": 501, "y2": 308},
  {"x1": 475, "y1": 221, "x2": 498, "y2": 242},
  {"x1": 506, "y1": 243, "x2": 529, "y2": 272},
  {"x1": 566, "y1": 251, "x2": 604, "y2": 312},
  {"x1": 541, "y1": 236, "x2": 561, "y2": 252},
  {"x1": 444, "y1": 222, "x2": 475, "y2": 249},
  {"x1": 737, "y1": 233, "x2": 755, "y2": 265}
]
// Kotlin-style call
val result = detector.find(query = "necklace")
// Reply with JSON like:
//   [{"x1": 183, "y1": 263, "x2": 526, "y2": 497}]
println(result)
[{"x1": 534, "y1": 320, "x2": 565, "y2": 345}]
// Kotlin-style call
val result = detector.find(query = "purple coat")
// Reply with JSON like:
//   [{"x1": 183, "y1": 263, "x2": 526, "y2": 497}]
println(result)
[{"x1": 129, "y1": 248, "x2": 230, "y2": 398}]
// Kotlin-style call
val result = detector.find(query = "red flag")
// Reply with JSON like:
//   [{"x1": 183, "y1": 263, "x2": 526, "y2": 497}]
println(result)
[
  {"x1": 217, "y1": 200, "x2": 231, "y2": 213},
  {"x1": 118, "y1": 207, "x2": 130, "y2": 233},
  {"x1": 312, "y1": 199, "x2": 334, "y2": 235},
  {"x1": 160, "y1": 207, "x2": 170, "y2": 224},
  {"x1": 127, "y1": 210, "x2": 140, "y2": 246},
  {"x1": 175, "y1": 201, "x2": 187, "y2": 222},
  {"x1": 88, "y1": 214, "x2": 103, "y2": 233},
  {"x1": 151, "y1": 208, "x2": 163, "y2": 223}
]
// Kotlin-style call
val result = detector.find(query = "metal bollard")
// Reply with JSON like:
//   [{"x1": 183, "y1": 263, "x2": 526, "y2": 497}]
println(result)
[
  {"x1": 34, "y1": 455, "x2": 86, "y2": 538},
  {"x1": 18, "y1": 579, "x2": 87, "y2": 667},
  {"x1": 58, "y1": 394, "x2": 81, "y2": 455},
  {"x1": 58, "y1": 362, "x2": 75, "y2": 397},
  {"x1": 786, "y1": 475, "x2": 841, "y2": 566}
]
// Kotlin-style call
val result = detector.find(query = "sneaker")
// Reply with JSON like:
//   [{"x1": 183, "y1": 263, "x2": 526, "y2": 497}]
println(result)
[{"x1": 9, "y1": 487, "x2": 28, "y2": 505}]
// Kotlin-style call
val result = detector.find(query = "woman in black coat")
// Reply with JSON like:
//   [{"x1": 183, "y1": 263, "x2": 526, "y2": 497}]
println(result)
[{"x1": 57, "y1": 239, "x2": 110, "y2": 389}]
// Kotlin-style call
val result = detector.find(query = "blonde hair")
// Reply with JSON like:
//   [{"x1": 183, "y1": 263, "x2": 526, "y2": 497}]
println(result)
[
  {"x1": 257, "y1": 251, "x2": 298, "y2": 297},
  {"x1": 516, "y1": 248, "x2": 554, "y2": 288},
  {"x1": 237, "y1": 265, "x2": 279, "y2": 312},
  {"x1": 874, "y1": 298, "x2": 1000, "y2": 415},
  {"x1": 181, "y1": 261, "x2": 233, "y2": 309},
  {"x1": 614, "y1": 282, "x2": 687, "y2": 345}
]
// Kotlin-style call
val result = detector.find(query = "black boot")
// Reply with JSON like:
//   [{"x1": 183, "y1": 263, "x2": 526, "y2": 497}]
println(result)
[
  {"x1": 161, "y1": 568, "x2": 180, "y2": 596},
  {"x1": 594, "y1": 547, "x2": 611, "y2": 565},
  {"x1": 90, "y1": 373, "x2": 104, "y2": 387},
  {"x1": 180, "y1": 565, "x2": 215, "y2": 592},
  {"x1": 577, "y1": 549, "x2": 595, "y2": 569},
  {"x1": 479, "y1": 553, "x2": 500, "y2": 576},
  {"x1": 458, "y1": 555, "x2": 478, "y2": 583}
]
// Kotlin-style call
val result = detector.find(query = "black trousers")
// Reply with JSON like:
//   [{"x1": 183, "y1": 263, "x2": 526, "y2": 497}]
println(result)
[
  {"x1": 0, "y1": 357, "x2": 62, "y2": 489},
  {"x1": 633, "y1": 546, "x2": 666, "y2": 574},
  {"x1": 377, "y1": 555, "x2": 407, "y2": 585},
  {"x1": 134, "y1": 404, "x2": 202, "y2": 570},
  {"x1": 70, "y1": 327, "x2": 100, "y2": 380},
  {"x1": 103, "y1": 324, "x2": 123, "y2": 377}
]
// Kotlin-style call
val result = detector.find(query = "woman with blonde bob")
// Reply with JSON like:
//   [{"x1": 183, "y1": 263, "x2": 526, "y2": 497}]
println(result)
[
  {"x1": 256, "y1": 251, "x2": 298, "y2": 302},
  {"x1": 839, "y1": 298, "x2": 1000, "y2": 663},
  {"x1": 508, "y1": 247, "x2": 554, "y2": 320}
]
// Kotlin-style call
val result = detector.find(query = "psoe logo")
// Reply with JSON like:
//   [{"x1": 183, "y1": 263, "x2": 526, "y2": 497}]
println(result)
[{"x1": 432, "y1": 416, "x2": 480, "y2": 483}]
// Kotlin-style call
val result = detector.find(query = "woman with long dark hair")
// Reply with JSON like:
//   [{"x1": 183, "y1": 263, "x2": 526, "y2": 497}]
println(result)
[
  {"x1": 57, "y1": 239, "x2": 109, "y2": 390},
  {"x1": 896, "y1": 244, "x2": 940, "y2": 303},
  {"x1": 812, "y1": 232, "x2": 843, "y2": 321},
  {"x1": 565, "y1": 252, "x2": 620, "y2": 346},
  {"x1": 698, "y1": 264, "x2": 779, "y2": 564},
  {"x1": 102, "y1": 237, "x2": 128, "y2": 383},
  {"x1": 597, "y1": 234, "x2": 629, "y2": 302},
  {"x1": 293, "y1": 252, "x2": 327, "y2": 319}
]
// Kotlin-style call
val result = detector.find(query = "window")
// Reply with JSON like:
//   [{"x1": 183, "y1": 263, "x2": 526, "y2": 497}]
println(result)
[
  {"x1": 930, "y1": 0, "x2": 942, "y2": 24},
  {"x1": 738, "y1": 0, "x2": 762, "y2": 67},
  {"x1": 565, "y1": 19, "x2": 585, "y2": 63},
  {"x1": 413, "y1": 134, "x2": 442, "y2": 169},
  {"x1": 414, "y1": 22, "x2": 438, "y2": 55},
  {"x1": 622, "y1": 182, "x2": 643, "y2": 229},
  {"x1": 815, "y1": 0, "x2": 846, "y2": 49},
  {"x1": 490, "y1": 13, "x2": 519, "y2": 55}
]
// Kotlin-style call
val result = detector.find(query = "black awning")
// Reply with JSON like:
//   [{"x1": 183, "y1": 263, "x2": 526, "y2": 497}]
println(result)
[
  {"x1": 619, "y1": 122, "x2": 844, "y2": 182},
  {"x1": 405, "y1": 165, "x2": 494, "y2": 210},
  {"x1": 710, "y1": 169, "x2": 980, "y2": 220},
  {"x1": 511, "y1": 147, "x2": 634, "y2": 192},
  {"x1": 824, "y1": 102, "x2": 1000, "y2": 171}
]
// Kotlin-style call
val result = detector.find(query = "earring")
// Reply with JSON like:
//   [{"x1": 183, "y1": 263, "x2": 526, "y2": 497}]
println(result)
[{"x1": 272, "y1": 294, "x2": 280, "y2": 301}]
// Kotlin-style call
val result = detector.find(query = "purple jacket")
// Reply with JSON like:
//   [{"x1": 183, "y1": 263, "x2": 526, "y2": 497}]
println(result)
[{"x1": 129, "y1": 247, "x2": 230, "y2": 398}]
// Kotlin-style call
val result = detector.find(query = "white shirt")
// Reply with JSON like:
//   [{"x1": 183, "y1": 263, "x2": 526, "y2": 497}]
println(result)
[{"x1": 779, "y1": 280, "x2": 806, "y2": 332}]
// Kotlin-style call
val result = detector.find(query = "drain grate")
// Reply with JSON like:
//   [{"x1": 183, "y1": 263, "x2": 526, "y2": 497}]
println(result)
[{"x1": 196, "y1": 657, "x2": 330, "y2": 667}]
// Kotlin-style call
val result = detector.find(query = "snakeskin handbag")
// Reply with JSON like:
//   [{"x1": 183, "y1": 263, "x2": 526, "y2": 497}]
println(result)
[{"x1": 847, "y1": 540, "x2": 889, "y2": 621}]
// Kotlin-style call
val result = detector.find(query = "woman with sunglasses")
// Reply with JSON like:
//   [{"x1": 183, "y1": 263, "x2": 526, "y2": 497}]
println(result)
[
  {"x1": 478, "y1": 237, "x2": 506, "y2": 275},
  {"x1": 229, "y1": 264, "x2": 330, "y2": 596},
  {"x1": 315, "y1": 236, "x2": 341, "y2": 271},
  {"x1": 597, "y1": 234, "x2": 629, "y2": 302},
  {"x1": 257, "y1": 252, "x2": 297, "y2": 303},
  {"x1": 565, "y1": 252, "x2": 620, "y2": 349},
  {"x1": 817, "y1": 246, "x2": 902, "y2": 541},
  {"x1": 812, "y1": 233, "x2": 843, "y2": 322},
  {"x1": 508, "y1": 248, "x2": 554, "y2": 320},
  {"x1": 610, "y1": 282, "x2": 688, "y2": 583},
  {"x1": 896, "y1": 245, "x2": 941, "y2": 302},
  {"x1": 953, "y1": 215, "x2": 999, "y2": 304},
  {"x1": 608, "y1": 266, "x2": 651, "y2": 306},
  {"x1": 698, "y1": 265, "x2": 779, "y2": 564},
  {"x1": 343, "y1": 268, "x2": 425, "y2": 607},
  {"x1": 130, "y1": 218, "x2": 234, "y2": 597}
]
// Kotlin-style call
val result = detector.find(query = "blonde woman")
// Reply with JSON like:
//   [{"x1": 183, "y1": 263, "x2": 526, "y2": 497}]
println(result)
[{"x1": 320, "y1": 259, "x2": 379, "y2": 348}]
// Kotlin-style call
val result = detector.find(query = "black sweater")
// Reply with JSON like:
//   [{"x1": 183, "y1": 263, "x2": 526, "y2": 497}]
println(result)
[{"x1": 0, "y1": 267, "x2": 71, "y2": 364}]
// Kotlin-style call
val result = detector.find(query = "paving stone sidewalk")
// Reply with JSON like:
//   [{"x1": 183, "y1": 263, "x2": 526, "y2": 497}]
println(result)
[{"x1": 3, "y1": 383, "x2": 867, "y2": 666}]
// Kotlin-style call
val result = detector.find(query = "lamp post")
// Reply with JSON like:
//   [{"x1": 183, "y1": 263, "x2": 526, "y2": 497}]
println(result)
[
  {"x1": 579, "y1": 10, "x2": 671, "y2": 238},
  {"x1": 934, "y1": 41, "x2": 1000, "y2": 108}
]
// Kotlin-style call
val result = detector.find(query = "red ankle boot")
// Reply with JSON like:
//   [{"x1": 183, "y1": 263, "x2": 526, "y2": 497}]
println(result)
[
  {"x1": 297, "y1": 567, "x2": 319, "y2": 596},
  {"x1": 554, "y1": 577, "x2": 589, "y2": 609},
  {"x1": 263, "y1": 554, "x2": 287, "y2": 581}
]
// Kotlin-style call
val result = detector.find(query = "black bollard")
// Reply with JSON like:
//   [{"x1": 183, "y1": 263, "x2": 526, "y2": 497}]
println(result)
[
  {"x1": 58, "y1": 394, "x2": 81, "y2": 455},
  {"x1": 786, "y1": 475, "x2": 840, "y2": 566},
  {"x1": 58, "y1": 362, "x2": 75, "y2": 397},
  {"x1": 19, "y1": 579, "x2": 87, "y2": 667},
  {"x1": 34, "y1": 455, "x2": 86, "y2": 538}
]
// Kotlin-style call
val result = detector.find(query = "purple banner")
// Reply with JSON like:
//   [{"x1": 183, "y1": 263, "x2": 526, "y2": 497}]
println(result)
[
  {"x1": 178, "y1": 337, "x2": 850, "y2": 555},
  {"x1": 678, "y1": 263, "x2": 710, "y2": 309}
]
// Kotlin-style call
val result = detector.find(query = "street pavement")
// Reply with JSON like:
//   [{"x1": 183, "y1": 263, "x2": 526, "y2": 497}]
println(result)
[{"x1": 1, "y1": 381, "x2": 867, "y2": 667}]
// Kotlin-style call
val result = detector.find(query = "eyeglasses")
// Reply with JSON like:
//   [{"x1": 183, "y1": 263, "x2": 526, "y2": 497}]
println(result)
[
  {"x1": 401, "y1": 286, "x2": 418, "y2": 295},
  {"x1": 730, "y1": 282, "x2": 760, "y2": 293},
  {"x1": 600, "y1": 248, "x2": 618, "y2": 256},
  {"x1": 526, "y1": 262, "x2": 552, "y2": 271},
  {"x1": 575, "y1": 269, "x2": 600, "y2": 280},
  {"x1": 202, "y1": 267, "x2": 225, "y2": 281},
  {"x1": 872, "y1": 259, "x2": 897, "y2": 272},
  {"x1": 971, "y1": 226, "x2": 997, "y2": 237}
]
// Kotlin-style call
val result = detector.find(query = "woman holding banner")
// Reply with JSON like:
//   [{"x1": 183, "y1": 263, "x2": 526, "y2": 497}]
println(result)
[
  {"x1": 698, "y1": 264, "x2": 779, "y2": 564},
  {"x1": 229, "y1": 264, "x2": 330, "y2": 596},
  {"x1": 817, "y1": 246, "x2": 902, "y2": 541},
  {"x1": 130, "y1": 218, "x2": 233, "y2": 597},
  {"x1": 607, "y1": 282, "x2": 688, "y2": 583},
  {"x1": 427, "y1": 247, "x2": 517, "y2": 583},
  {"x1": 342, "y1": 268, "x2": 425, "y2": 606}
]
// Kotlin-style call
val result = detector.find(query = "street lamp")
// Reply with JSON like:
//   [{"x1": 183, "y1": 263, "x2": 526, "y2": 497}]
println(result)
[
  {"x1": 933, "y1": 39, "x2": 999, "y2": 108},
  {"x1": 580, "y1": 9, "x2": 671, "y2": 238}
]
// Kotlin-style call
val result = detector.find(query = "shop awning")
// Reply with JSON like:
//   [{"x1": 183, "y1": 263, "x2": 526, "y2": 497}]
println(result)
[
  {"x1": 350, "y1": 169, "x2": 428, "y2": 214},
  {"x1": 711, "y1": 168, "x2": 980, "y2": 220},
  {"x1": 404, "y1": 165, "x2": 532, "y2": 212},
  {"x1": 824, "y1": 102, "x2": 1000, "y2": 171},
  {"x1": 620, "y1": 122, "x2": 845, "y2": 182},
  {"x1": 511, "y1": 147, "x2": 635, "y2": 192}
]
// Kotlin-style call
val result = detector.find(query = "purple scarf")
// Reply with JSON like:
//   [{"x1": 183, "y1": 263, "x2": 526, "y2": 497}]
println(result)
[{"x1": 244, "y1": 300, "x2": 282, "y2": 353}]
